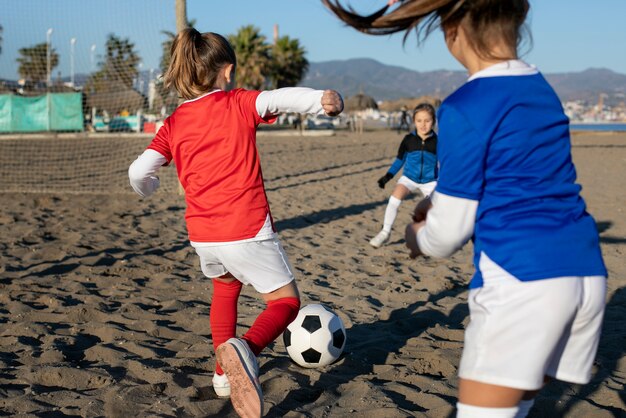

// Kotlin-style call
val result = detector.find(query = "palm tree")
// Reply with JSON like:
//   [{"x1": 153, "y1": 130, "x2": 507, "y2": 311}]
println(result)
[
  {"x1": 17, "y1": 43, "x2": 58, "y2": 83},
  {"x1": 228, "y1": 25, "x2": 271, "y2": 90},
  {"x1": 87, "y1": 34, "x2": 140, "y2": 93},
  {"x1": 101, "y1": 34, "x2": 141, "y2": 88},
  {"x1": 269, "y1": 36, "x2": 309, "y2": 89},
  {"x1": 0, "y1": 25, "x2": 3, "y2": 55}
]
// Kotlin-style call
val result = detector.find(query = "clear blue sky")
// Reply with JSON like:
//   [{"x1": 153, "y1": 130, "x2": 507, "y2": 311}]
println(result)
[{"x1": 1, "y1": 0, "x2": 625, "y2": 80}]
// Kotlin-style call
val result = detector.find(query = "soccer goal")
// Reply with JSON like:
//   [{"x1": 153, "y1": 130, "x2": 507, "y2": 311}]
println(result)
[{"x1": 0, "y1": 1, "x2": 182, "y2": 194}]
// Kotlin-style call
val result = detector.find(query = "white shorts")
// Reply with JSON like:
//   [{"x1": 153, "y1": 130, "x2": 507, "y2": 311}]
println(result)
[
  {"x1": 458, "y1": 253, "x2": 606, "y2": 390},
  {"x1": 193, "y1": 237, "x2": 295, "y2": 294},
  {"x1": 397, "y1": 176, "x2": 437, "y2": 197}
]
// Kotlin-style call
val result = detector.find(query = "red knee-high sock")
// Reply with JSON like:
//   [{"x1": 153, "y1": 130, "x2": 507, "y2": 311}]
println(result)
[
  {"x1": 210, "y1": 279, "x2": 242, "y2": 375},
  {"x1": 242, "y1": 297, "x2": 301, "y2": 356}
]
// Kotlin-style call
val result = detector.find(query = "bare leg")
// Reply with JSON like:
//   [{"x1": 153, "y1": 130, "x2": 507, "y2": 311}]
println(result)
[
  {"x1": 459, "y1": 379, "x2": 526, "y2": 407},
  {"x1": 391, "y1": 183, "x2": 411, "y2": 200},
  {"x1": 458, "y1": 377, "x2": 546, "y2": 418},
  {"x1": 260, "y1": 280, "x2": 300, "y2": 302}
]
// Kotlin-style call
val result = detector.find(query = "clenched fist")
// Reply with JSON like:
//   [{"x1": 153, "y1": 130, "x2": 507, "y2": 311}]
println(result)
[{"x1": 321, "y1": 90, "x2": 344, "y2": 117}]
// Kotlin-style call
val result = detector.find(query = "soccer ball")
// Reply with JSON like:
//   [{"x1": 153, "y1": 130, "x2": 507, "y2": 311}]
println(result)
[{"x1": 283, "y1": 304, "x2": 347, "y2": 368}]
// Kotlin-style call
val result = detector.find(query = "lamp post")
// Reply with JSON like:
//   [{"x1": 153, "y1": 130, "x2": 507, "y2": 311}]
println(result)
[
  {"x1": 70, "y1": 37, "x2": 76, "y2": 87},
  {"x1": 138, "y1": 61, "x2": 143, "y2": 93},
  {"x1": 90, "y1": 44, "x2": 96, "y2": 71},
  {"x1": 46, "y1": 28, "x2": 53, "y2": 88}
]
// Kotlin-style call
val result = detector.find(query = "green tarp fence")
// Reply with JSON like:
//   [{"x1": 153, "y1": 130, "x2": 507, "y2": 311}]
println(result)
[{"x1": 0, "y1": 93, "x2": 84, "y2": 133}]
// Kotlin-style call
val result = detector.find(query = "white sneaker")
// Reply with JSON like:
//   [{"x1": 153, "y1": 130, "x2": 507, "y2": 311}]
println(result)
[
  {"x1": 216, "y1": 338, "x2": 263, "y2": 418},
  {"x1": 212, "y1": 372, "x2": 230, "y2": 398},
  {"x1": 369, "y1": 230, "x2": 390, "y2": 248}
]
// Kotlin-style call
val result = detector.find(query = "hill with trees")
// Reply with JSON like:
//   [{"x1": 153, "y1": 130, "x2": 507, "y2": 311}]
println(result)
[{"x1": 301, "y1": 58, "x2": 626, "y2": 105}]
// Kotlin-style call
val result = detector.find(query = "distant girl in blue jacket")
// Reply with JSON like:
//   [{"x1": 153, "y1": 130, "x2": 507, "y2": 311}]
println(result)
[{"x1": 370, "y1": 103, "x2": 437, "y2": 248}]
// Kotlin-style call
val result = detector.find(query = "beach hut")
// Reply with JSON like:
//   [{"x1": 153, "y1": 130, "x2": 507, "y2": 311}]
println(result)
[{"x1": 344, "y1": 93, "x2": 378, "y2": 112}]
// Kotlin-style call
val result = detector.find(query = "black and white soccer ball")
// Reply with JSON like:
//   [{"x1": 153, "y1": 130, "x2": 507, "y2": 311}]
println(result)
[{"x1": 283, "y1": 304, "x2": 346, "y2": 368}]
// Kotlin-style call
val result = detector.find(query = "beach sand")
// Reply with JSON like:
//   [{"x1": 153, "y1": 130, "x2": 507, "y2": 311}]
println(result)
[{"x1": 0, "y1": 131, "x2": 624, "y2": 417}]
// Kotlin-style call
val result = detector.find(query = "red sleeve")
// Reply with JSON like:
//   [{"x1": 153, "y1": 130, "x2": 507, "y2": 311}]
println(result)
[
  {"x1": 233, "y1": 88, "x2": 277, "y2": 126},
  {"x1": 147, "y1": 117, "x2": 172, "y2": 163}
]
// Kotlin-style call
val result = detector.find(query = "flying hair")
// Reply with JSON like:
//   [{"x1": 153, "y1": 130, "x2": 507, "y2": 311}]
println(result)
[{"x1": 322, "y1": 0, "x2": 531, "y2": 61}]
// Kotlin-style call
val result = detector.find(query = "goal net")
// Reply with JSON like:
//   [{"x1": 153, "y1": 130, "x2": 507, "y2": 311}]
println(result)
[
  {"x1": 0, "y1": 1, "x2": 181, "y2": 194},
  {"x1": 1, "y1": 1, "x2": 179, "y2": 123},
  {"x1": 0, "y1": 135, "x2": 180, "y2": 194}
]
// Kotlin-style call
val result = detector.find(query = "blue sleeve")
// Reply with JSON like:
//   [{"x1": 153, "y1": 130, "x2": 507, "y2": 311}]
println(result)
[
  {"x1": 436, "y1": 103, "x2": 487, "y2": 200},
  {"x1": 388, "y1": 136, "x2": 408, "y2": 175},
  {"x1": 388, "y1": 158, "x2": 404, "y2": 176}
]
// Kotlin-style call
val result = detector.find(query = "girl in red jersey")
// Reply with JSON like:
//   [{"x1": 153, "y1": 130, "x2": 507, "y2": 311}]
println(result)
[{"x1": 128, "y1": 28, "x2": 343, "y2": 418}]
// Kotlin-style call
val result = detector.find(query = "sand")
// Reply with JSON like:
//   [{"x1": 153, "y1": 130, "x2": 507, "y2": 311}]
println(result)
[{"x1": 0, "y1": 130, "x2": 624, "y2": 417}]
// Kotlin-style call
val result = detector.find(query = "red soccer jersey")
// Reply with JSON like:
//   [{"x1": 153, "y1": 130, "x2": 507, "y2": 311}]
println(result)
[{"x1": 147, "y1": 88, "x2": 277, "y2": 242}]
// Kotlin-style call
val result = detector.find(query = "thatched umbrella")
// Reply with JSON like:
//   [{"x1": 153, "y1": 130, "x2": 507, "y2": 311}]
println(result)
[{"x1": 344, "y1": 93, "x2": 378, "y2": 112}]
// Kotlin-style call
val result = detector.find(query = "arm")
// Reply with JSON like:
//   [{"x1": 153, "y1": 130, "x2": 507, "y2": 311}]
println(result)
[
  {"x1": 378, "y1": 138, "x2": 407, "y2": 188},
  {"x1": 128, "y1": 149, "x2": 168, "y2": 198},
  {"x1": 389, "y1": 136, "x2": 408, "y2": 175},
  {"x1": 406, "y1": 191, "x2": 477, "y2": 258},
  {"x1": 388, "y1": 157, "x2": 404, "y2": 176},
  {"x1": 256, "y1": 87, "x2": 343, "y2": 118},
  {"x1": 407, "y1": 103, "x2": 484, "y2": 257}
]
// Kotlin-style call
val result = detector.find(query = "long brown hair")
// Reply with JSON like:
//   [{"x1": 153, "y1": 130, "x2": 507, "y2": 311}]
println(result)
[
  {"x1": 322, "y1": 0, "x2": 530, "y2": 61},
  {"x1": 163, "y1": 28, "x2": 237, "y2": 100}
]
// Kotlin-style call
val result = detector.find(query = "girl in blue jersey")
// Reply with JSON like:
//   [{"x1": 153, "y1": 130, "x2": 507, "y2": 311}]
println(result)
[
  {"x1": 323, "y1": 1, "x2": 607, "y2": 417},
  {"x1": 370, "y1": 103, "x2": 438, "y2": 248}
]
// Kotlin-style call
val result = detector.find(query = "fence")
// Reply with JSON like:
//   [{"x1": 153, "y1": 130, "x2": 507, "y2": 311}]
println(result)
[{"x1": 0, "y1": 93, "x2": 84, "y2": 133}]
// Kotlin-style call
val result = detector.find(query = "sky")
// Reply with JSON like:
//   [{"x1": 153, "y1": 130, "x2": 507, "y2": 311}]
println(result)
[{"x1": 1, "y1": 0, "x2": 626, "y2": 81}]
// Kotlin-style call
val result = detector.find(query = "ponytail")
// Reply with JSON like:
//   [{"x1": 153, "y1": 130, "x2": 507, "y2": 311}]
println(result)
[{"x1": 164, "y1": 28, "x2": 237, "y2": 100}]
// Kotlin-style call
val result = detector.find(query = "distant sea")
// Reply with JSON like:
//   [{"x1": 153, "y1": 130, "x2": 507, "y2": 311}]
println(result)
[{"x1": 570, "y1": 123, "x2": 626, "y2": 132}]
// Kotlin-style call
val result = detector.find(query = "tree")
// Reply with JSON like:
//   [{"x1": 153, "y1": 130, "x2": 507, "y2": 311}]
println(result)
[
  {"x1": 175, "y1": 0, "x2": 187, "y2": 33},
  {"x1": 17, "y1": 43, "x2": 58, "y2": 83},
  {"x1": 269, "y1": 36, "x2": 309, "y2": 89},
  {"x1": 102, "y1": 34, "x2": 141, "y2": 88},
  {"x1": 0, "y1": 25, "x2": 3, "y2": 55},
  {"x1": 228, "y1": 25, "x2": 271, "y2": 90},
  {"x1": 87, "y1": 34, "x2": 140, "y2": 92}
]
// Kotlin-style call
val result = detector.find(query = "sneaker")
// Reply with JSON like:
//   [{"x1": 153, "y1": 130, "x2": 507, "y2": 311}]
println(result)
[
  {"x1": 369, "y1": 230, "x2": 390, "y2": 248},
  {"x1": 212, "y1": 372, "x2": 230, "y2": 398},
  {"x1": 216, "y1": 338, "x2": 263, "y2": 418}
]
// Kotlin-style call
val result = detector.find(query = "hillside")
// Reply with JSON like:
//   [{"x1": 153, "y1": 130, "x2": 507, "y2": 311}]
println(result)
[{"x1": 300, "y1": 58, "x2": 626, "y2": 104}]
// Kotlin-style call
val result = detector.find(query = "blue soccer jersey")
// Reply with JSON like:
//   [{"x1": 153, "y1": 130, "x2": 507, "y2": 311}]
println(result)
[
  {"x1": 436, "y1": 61, "x2": 607, "y2": 288},
  {"x1": 388, "y1": 131, "x2": 438, "y2": 183}
]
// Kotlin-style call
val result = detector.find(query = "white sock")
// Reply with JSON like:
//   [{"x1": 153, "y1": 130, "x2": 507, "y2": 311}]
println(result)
[
  {"x1": 457, "y1": 403, "x2": 519, "y2": 418},
  {"x1": 382, "y1": 196, "x2": 401, "y2": 232},
  {"x1": 514, "y1": 399, "x2": 535, "y2": 418}
]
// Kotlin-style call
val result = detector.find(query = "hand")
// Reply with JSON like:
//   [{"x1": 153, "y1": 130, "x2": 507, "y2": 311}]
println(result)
[
  {"x1": 412, "y1": 196, "x2": 433, "y2": 223},
  {"x1": 405, "y1": 221, "x2": 425, "y2": 259},
  {"x1": 377, "y1": 173, "x2": 393, "y2": 189},
  {"x1": 322, "y1": 90, "x2": 344, "y2": 117}
]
